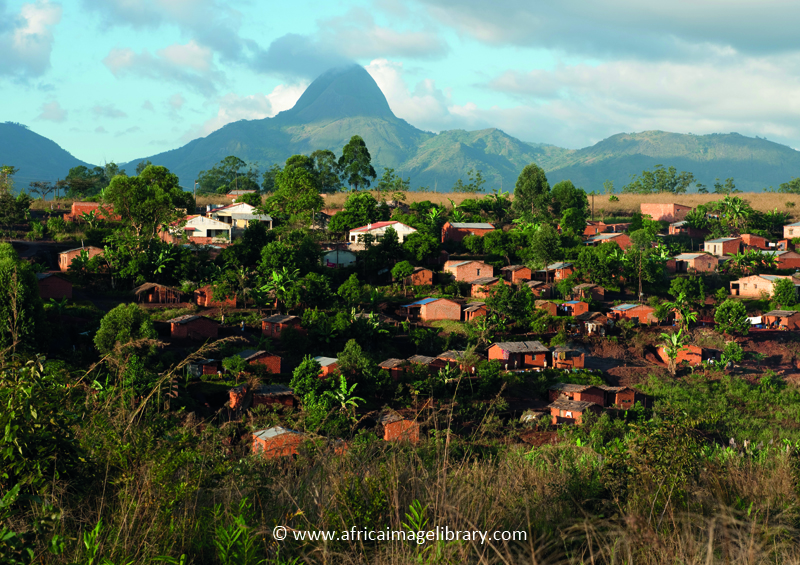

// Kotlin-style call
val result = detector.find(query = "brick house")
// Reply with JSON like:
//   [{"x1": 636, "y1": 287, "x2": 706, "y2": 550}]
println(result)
[
  {"x1": 348, "y1": 221, "x2": 417, "y2": 250},
  {"x1": 535, "y1": 300, "x2": 558, "y2": 317},
  {"x1": 775, "y1": 250, "x2": 800, "y2": 270},
  {"x1": 378, "y1": 410, "x2": 420, "y2": 442},
  {"x1": 533, "y1": 262, "x2": 574, "y2": 282},
  {"x1": 437, "y1": 350, "x2": 482, "y2": 373},
  {"x1": 640, "y1": 203, "x2": 692, "y2": 223},
  {"x1": 548, "y1": 383, "x2": 607, "y2": 405},
  {"x1": 195, "y1": 285, "x2": 236, "y2": 308},
  {"x1": 656, "y1": 345, "x2": 721, "y2": 367},
  {"x1": 609, "y1": 303, "x2": 657, "y2": 324},
  {"x1": 470, "y1": 276, "x2": 507, "y2": 298},
  {"x1": 740, "y1": 234, "x2": 769, "y2": 250},
  {"x1": 401, "y1": 297, "x2": 462, "y2": 321},
  {"x1": 237, "y1": 349, "x2": 284, "y2": 374},
  {"x1": 500, "y1": 265, "x2": 532, "y2": 283},
  {"x1": 252, "y1": 427, "x2": 305, "y2": 458},
  {"x1": 551, "y1": 346, "x2": 585, "y2": 369},
  {"x1": 168, "y1": 314, "x2": 220, "y2": 340},
  {"x1": 441, "y1": 221, "x2": 495, "y2": 243},
  {"x1": 729, "y1": 274, "x2": 800, "y2": 298},
  {"x1": 575, "y1": 311, "x2": 609, "y2": 336},
  {"x1": 547, "y1": 399, "x2": 602, "y2": 425},
  {"x1": 668, "y1": 221, "x2": 707, "y2": 238},
  {"x1": 229, "y1": 384, "x2": 295, "y2": 410},
  {"x1": 763, "y1": 310, "x2": 800, "y2": 330},
  {"x1": 704, "y1": 237, "x2": 742, "y2": 257},
  {"x1": 405, "y1": 267, "x2": 433, "y2": 286},
  {"x1": 600, "y1": 386, "x2": 636, "y2": 409},
  {"x1": 487, "y1": 341, "x2": 551, "y2": 370},
  {"x1": 187, "y1": 359, "x2": 220, "y2": 377},
  {"x1": 560, "y1": 301, "x2": 589, "y2": 317},
  {"x1": 261, "y1": 314, "x2": 302, "y2": 338},
  {"x1": 132, "y1": 282, "x2": 185, "y2": 304},
  {"x1": 784, "y1": 221, "x2": 800, "y2": 239},
  {"x1": 444, "y1": 260, "x2": 493, "y2": 282},
  {"x1": 36, "y1": 273, "x2": 72, "y2": 300},
  {"x1": 526, "y1": 280, "x2": 553, "y2": 298},
  {"x1": 314, "y1": 356, "x2": 338, "y2": 377},
  {"x1": 63, "y1": 201, "x2": 120, "y2": 222},
  {"x1": 666, "y1": 252, "x2": 719, "y2": 273},
  {"x1": 378, "y1": 358, "x2": 407, "y2": 380},
  {"x1": 58, "y1": 246, "x2": 104, "y2": 271},
  {"x1": 585, "y1": 232, "x2": 632, "y2": 250},
  {"x1": 573, "y1": 283, "x2": 605, "y2": 302},
  {"x1": 462, "y1": 302, "x2": 488, "y2": 322},
  {"x1": 584, "y1": 221, "x2": 630, "y2": 235},
  {"x1": 407, "y1": 355, "x2": 446, "y2": 370}
]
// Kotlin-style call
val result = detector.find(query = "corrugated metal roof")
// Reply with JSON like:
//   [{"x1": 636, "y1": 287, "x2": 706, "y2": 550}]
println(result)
[
  {"x1": 313, "y1": 356, "x2": 338, "y2": 367},
  {"x1": 471, "y1": 276, "x2": 499, "y2": 285},
  {"x1": 449, "y1": 222, "x2": 495, "y2": 229},
  {"x1": 253, "y1": 426, "x2": 302, "y2": 440},
  {"x1": 168, "y1": 314, "x2": 209, "y2": 324},
  {"x1": 490, "y1": 341, "x2": 549, "y2": 353},
  {"x1": 539, "y1": 262, "x2": 573, "y2": 271},
  {"x1": 403, "y1": 297, "x2": 439, "y2": 307},
  {"x1": 350, "y1": 221, "x2": 415, "y2": 232},
  {"x1": 612, "y1": 303, "x2": 638, "y2": 311},
  {"x1": 379, "y1": 358, "x2": 406, "y2": 368},
  {"x1": 262, "y1": 314, "x2": 298, "y2": 323},
  {"x1": 408, "y1": 355, "x2": 436, "y2": 365},
  {"x1": 547, "y1": 399, "x2": 598, "y2": 411},
  {"x1": 706, "y1": 237, "x2": 739, "y2": 243},
  {"x1": 673, "y1": 253, "x2": 709, "y2": 260}
]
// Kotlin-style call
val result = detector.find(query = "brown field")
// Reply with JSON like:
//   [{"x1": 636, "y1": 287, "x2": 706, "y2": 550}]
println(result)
[{"x1": 31, "y1": 191, "x2": 800, "y2": 219}]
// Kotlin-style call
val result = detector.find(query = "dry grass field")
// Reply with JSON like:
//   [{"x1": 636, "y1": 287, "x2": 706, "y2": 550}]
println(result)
[{"x1": 32, "y1": 190, "x2": 800, "y2": 219}]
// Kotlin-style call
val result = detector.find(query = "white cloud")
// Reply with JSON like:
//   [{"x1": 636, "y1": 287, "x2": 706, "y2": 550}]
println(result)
[
  {"x1": 36, "y1": 100, "x2": 67, "y2": 122},
  {"x1": 103, "y1": 46, "x2": 221, "y2": 95},
  {"x1": 180, "y1": 82, "x2": 307, "y2": 142},
  {"x1": 158, "y1": 40, "x2": 213, "y2": 72},
  {"x1": 92, "y1": 104, "x2": 127, "y2": 118},
  {"x1": 0, "y1": 0, "x2": 62, "y2": 77}
]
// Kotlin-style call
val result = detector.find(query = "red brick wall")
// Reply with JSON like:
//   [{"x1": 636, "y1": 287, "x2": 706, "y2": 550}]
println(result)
[
  {"x1": 688, "y1": 257, "x2": 718, "y2": 272},
  {"x1": 574, "y1": 387, "x2": 605, "y2": 406},
  {"x1": 505, "y1": 268, "x2": 532, "y2": 282},
  {"x1": 441, "y1": 222, "x2": 495, "y2": 242},
  {"x1": 445, "y1": 261, "x2": 493, "y2": 282},
  {"x1": 253, "y1": 433, "x2": 304, "y2": 458},
  {"x1": 420, "y1": 299, "x2": 461, "y2": 321},
  {"x1": 565, "y1": 302, "x2": 589, "y2": 316},
  {"x1": 253, "y1": 395, "x2": 294, "y2": 408},
  {"x1": 741, "y1": 234, "x2": 768, "y2": 249},
  {"x1": 64, "y1": 202, "x2": 121, "y2": 222},
  {"x1": 554, "y1": 354, "x2": 585, "y2": 369},
  {"x1": 640, "y1": 203, "x2": 692, "y2": 222},
  {"x1": 262, "y1": 319, "x2": 301, "y2": 337},
  {"x1": 249, "y1": 354, "x2": 283, "y2": 374},
  {"x1": 537, "y1": 302, "x2": 558, "y2": 316},
  {"x1": 320, "y1": 363, "x2": 337, "y2": 377},
  {"x1": 613, "y1": 390, "x2": 635, "y2": 409},
  {"x1": 195, "y1": 286, "x2": 236, "y2": 308},
  {"x1": 38, "y1": 276, "x2": 72, "y2": 300},
  {"x1": 778, "y1": 253, "x2": 800, "y2": 269},
  {"x1": 471, "y1": 280, "x2": 507, "y2": 298},
  {"x1": 409, "y1": 269, "x2": 433, "y2": 286},
  {"x1": 384, "y1": 420, "x2": 420, "y2": 442},
  {"x1": 464, "y1": 306, "x2": 487, "y2": 321},
  {"x1": 59, "y1": 247, "x2": 104, "y2": 271},
  {"x1": 553, "y1": 267, "x2": 575, "y2": 281},
  {"x1": 171, "y1": 318, "x2": 219, "y2": 340}
]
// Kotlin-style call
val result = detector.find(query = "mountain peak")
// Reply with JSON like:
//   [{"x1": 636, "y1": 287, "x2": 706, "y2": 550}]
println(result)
[{"x1": 281, "y1": 65, "x2": 396, "y2": 123}]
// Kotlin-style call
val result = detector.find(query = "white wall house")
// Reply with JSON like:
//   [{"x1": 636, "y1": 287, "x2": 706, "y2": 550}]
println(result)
[
  {"x1": 347, "y1": 221, "x2": 417, "y2": 250},
  {"x1": 208, "y1": 202, "x2": 273, "y2": 230}
]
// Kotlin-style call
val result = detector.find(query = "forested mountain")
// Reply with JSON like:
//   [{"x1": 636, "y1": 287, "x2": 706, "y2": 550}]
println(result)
[{"x1": 6, "y1": 66, "x2": 800, "y2": 192}]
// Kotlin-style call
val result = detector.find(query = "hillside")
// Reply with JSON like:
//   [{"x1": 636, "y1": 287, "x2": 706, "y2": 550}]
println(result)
[
  {"x1": 0, "y1": 122, "x2": 92, "y2": 188},
  {"x1": 541, "y1": 131, "x2": 800, "y2": 192}
]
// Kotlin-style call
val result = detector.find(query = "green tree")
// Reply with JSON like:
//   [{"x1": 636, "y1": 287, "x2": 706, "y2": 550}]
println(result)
[
  {"x1": 311, "y1": 149, "x2": 342, "y2": 192},
  {"x1": 338, "y1": 135, "x2": 376, "y2": 190},
  {"x1": 261, "y1": 267, "x2": 301, "y2": 312},
  {"x1": 452, "y1": 169, "x2": 486, "y2": 193},
  {"x1": 63, "y1": 165, "x2": 107, "y2": 198},
  {"x1": 622, "y1": 165, "x2": 696, "y2": 194},
  {"x1": 104, "y1": 165, "x2": 187, "y2": 241},
  {"x1": 713, "y1": 177, "x2": 738, "y2": 195},
  {"x1": 196, "y1": 156, "x2": 259, "y2": 194},
  {"x1": 770, "y1": 278, "x2": 797, "y2": 309},
  {"x1": 376, "y1": 168, "x2": 410, "y2": 198},
  {"x1": 529, "y1": 224, "x2": 562, "y2": 284},
  {"x1": 337, "y1": 274, "x2": 364, "y2": 305},
  {"x1": 574, "y1": 243, "x2": 623, "y2": 289},
  {"x1": 0, "y1": 244, "x2": 45, "y2": 352},
  {"x1": 778, "y1": 177, "x2": 800, "y2": 194},
  {"x1": 661, "y1": 329, "x2": 688, "y2": 376},
  {"x1": 290, "y1": 355, "x2": 324, "y2": 398},
  {"x1": 0, "y1": 164, "x2": 18, "y2": 194},
  {"x1": 265, "y1": 159, "x2": 324, "y2": 221},
  {"x1": 403, "y1": 231, "x2": 439, "y2": 262},
  {"x1": 669, "y1": 276, "x2": 705, "y2": 307},
  {"x1": 392, "y1": 260, "x2": 415, "y2": 293},
  {"x1": 259, "y1": 232, "x2": 321, "y2": 275},
  {"x1": 261, "y1": 163, "x2": 282, "y2": 192},
  {"x1": 714, "y1": 299, "x2": 750, "y2": 336},
  {"x1": 94, "y1": 303, "x2": 157, "y2": 359},
  {"x1": 135, "y1": 160, "x2": 153, "y2": 175},
  {"x1": 512, "y1": 163, "x2": 550, "y2": 218},
  {"x1": 235, "y1": 192, "x2": 262, "y2": 207},
  {"x1": 550, "y1": 180, "x2": 588, "y2": 217},
  {"x1": 560, "y1": 207, "x2": 587, "y2": 236}
]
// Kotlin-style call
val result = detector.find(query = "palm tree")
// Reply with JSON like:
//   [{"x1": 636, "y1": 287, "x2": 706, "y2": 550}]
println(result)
[
  {"x1": 324, "y1": 375, "x2": 365, "y2": 421},
  {"x1": 660, "y1": 329, "x2": 688, "y2": 377},
  {"x1": 260, "y1": 267, "x2": 300, "y2": 312}
]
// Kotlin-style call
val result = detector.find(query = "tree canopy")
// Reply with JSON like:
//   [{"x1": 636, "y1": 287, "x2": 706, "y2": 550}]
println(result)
[{"x1": 338, "y1": 136, "x2": 376, "y2": 190}]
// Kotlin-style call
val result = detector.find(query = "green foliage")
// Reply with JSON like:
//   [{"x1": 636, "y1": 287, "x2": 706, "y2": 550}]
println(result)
[
  {"x1": 622, "y1": 164, "x2": 696, "y2": 194},
  {"x1": 259, "y1": 231, "x2": 321, "y2": 275},
  {"x1": 575, "y1": 243, "x2": 623, "y2": 289},
  {"x1": 337, "y1": 274, "x2": 364, "y2": 305},
  {"x1": 290, "y1": 355, "x2": 324, "y2": 398},
  {"x1": 778, "y1": 177, "x2": 800, "y2": 194},
  {"x1": 714, "y1": 299, "x2": 750, "y2": 335},
  {"x1": 721, "y1": 341, "x2": 744, "y2": 365},
  {"x1": 196, "y1": 156, "x2": 259, "y2": 195},
  {"x1": 403, "y1": 231, "x2": 440, "y2": 262},
  {"x1": 770, "y1": 277, "x2": 797, "y2": 309},
  {"x1": 338, "y1": 135, "x2": 377, "y2": 190},
  {"x1": 391, "y1": 260, "x2": 415, "y2": 282},
  {"x1": 222, "y1": 355, "x2": 248, "y2": 375},
  {"x1": 550, "y1": 180, "x2": 588, "y2": 217},
  {"x1": 528, "y1": 224, "x2": 562, "y2": 276},
  {"x1": 451, "y1": 168, "x2": 486, "y2": 193},
  {"x1": 0, "y1": 247, "x2": 45, "y2": 351},
  {"x1": 94, "y1": 303, "x2": 157, "y2": 358},
  {"x1": 512, "y1": 163, "x2": 550, "y2": 218},
  {"x1": 265, "y1": 157, "x2": 325, "y2": 220},
  {"x1": 328, "y1": 192, "x2": 388, "y2": 233},
  {"x1": 669, "y1": 276, "x2": 705, "y2": 306}
]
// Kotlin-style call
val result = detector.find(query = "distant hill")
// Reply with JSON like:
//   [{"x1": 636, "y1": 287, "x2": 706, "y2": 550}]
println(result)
[
  {"x1": 5, "y1": 67, "x2": 800, "y2": 193},
  {"x1": 540, "y1": 131, "x2": 800, "y2": 192},
  {"x1": 0, "y1": 122, "x2": 92, "y2": 189}
]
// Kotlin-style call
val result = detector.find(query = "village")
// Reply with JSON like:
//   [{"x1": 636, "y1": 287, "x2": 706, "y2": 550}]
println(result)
[{"x1": 9, "y1": 177, "x2": 800, "y2": 460}]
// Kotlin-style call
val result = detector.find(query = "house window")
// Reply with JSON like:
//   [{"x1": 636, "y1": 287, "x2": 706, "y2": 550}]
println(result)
[
  {"x1": 476, "y1": 269, "x2": 481, "y2": 276},
  {"x1": 565, "y1": 411, "x2": 573, "y2": 418},
  {"x1": 743, "y1": 284, "x2": 747, "y2": 289},
  {"x1": 754, "y1": 284, "x2": 758, "y2": 289}
]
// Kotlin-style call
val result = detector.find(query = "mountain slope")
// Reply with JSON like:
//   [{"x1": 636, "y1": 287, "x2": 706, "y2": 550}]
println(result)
[
  {"x1": 541, "y1": 131, "x2": 800, "y2": 192},
  {"x1": 0, "y1": 122, "x2": 92, "y2": 188}
]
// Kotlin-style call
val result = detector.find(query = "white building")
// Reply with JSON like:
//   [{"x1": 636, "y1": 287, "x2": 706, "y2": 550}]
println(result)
[
  {"x1": 347, "y1": 221, "x2": 417, "y2": 250},
  {"x1": 207, "y1": 202, "x2": 272, "y2": 230},
  {"x1": 175, "y1": 215, "x2": 232, "y2": 242}
]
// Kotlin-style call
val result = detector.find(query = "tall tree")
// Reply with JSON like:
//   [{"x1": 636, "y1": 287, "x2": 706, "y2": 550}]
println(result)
[
  {"x1": 622, "y1": 165, "x2": 696, "y2": 194},
  {"x1": 265, "y1": 158, "x2": 324, "y2": 221},
  {"x1": 196, "y1": 156, "x2": 259, "y2": 194},
  {"x1": 104, "y1": 165, "x2": 187, "y2": 241},
  {"x1": 338, "y1": 135, "x2": 376, "y2": 190},
  {"x1": 0, "y1": 165, "x2": 18, "y2": 194},
  {"x1": 0, "y1": 244, "x2": 45, "y2": 352},
  {"x1": 550, "y1": 180, "x2": 588, "y2": 218},
  {"x1": 529, "y1": 224, "x2": 562, "y2": 285},
  {"x1": 512, "y1": 163, "x2": 550, "y2": 218},
  {"x1": 311, "y1": 149, "x2": 342, "y2": 192}
]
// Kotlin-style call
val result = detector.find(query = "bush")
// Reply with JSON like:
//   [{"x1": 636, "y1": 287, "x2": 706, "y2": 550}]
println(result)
[{"x1": 46, "y1": 216, "x2": 67, "y2": 234}]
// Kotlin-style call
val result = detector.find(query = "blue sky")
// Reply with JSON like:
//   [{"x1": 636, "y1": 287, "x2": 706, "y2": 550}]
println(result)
[{"x1": 2, "y1": 0, "x2": 800, "y2": 166}]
